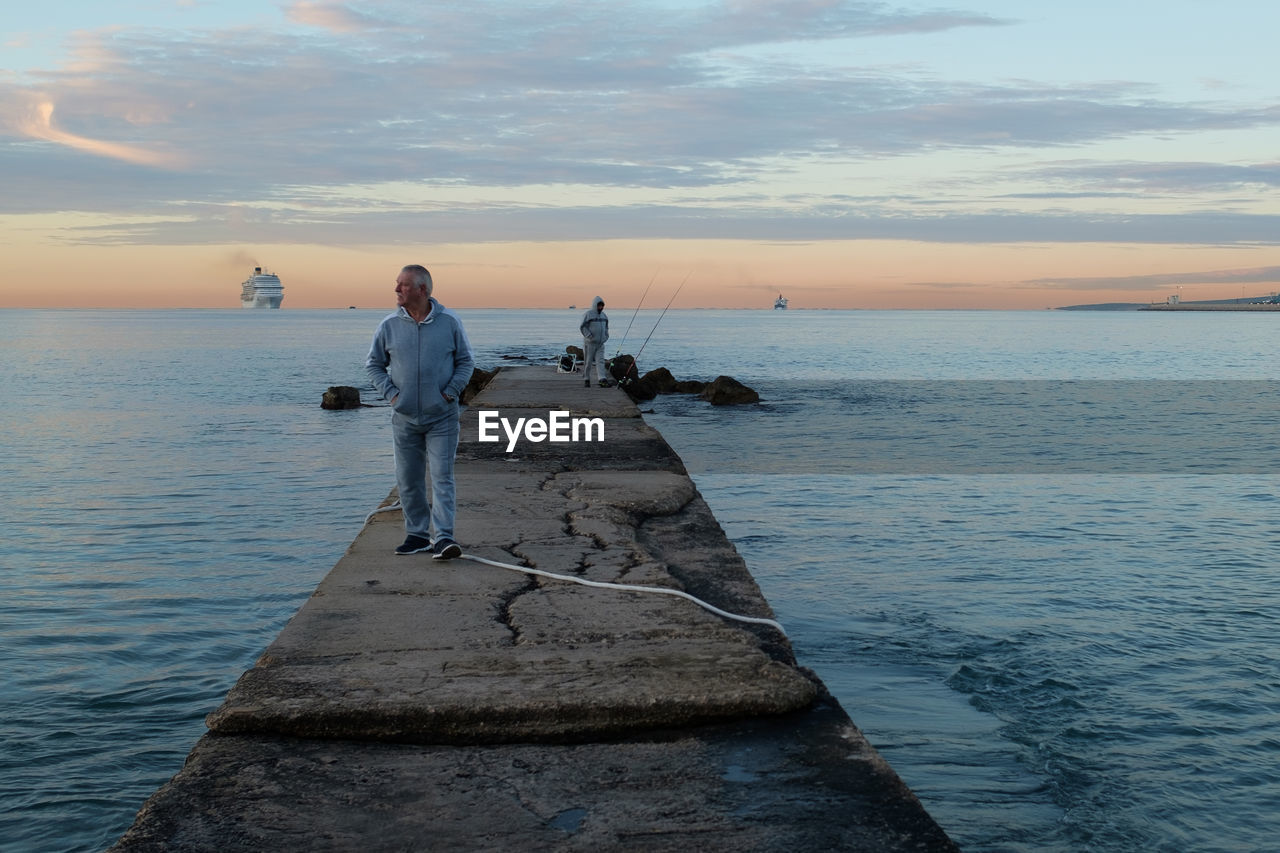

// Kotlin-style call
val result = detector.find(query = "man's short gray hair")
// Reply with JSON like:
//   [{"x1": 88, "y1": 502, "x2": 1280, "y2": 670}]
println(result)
[{"x1": 402, "y1": 264, "x2": 433, "y2": 297}]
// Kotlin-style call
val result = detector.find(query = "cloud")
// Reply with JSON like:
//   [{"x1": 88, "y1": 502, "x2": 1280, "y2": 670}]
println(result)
[
  {"x1": 33, "y1": 194, "x2": 1280, "y2": 249},
  {"x1": 285, "y1": 1, "x2": 393, "y2": 33},
  {"x1": 1030, "y1": 159, "x2": 1280, "y2": 193},
  {"x1": 5, "y1": 33, "x2": 1269, "y2": 193},
  {"x1": 15, "y1": 99, "x2": 188, "y2": 168},
  {"x1": 691, "y1": 0, "x2": 1009, "y2": 43},
  {"x1": 1024, "y1": 265, "x2": 1280, "y2": 291},
  {"x1": 1, "y1": 1, "x2": 1278, "y2": 251}
]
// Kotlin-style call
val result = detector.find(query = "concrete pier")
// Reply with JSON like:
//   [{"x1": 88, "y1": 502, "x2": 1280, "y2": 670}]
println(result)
[{"x1": 112, "y1": 366, "x2": 958, "y2": 851}]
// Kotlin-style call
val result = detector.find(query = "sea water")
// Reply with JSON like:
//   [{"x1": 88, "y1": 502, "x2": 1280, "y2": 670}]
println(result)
[{"x1": 1, "y1": 308, "x2": 1278, "y2": 852}]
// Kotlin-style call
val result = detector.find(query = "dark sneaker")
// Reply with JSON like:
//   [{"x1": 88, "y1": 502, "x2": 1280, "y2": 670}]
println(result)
[
  {"x1": 394, "y1": 535, "x2": 432, "y2": 555},
  {"x1": 432, "y1": 539, "x2": 463, "y2": 560},
  {"x1": 584, "y1": 379, "x2": 590, "y2": 387}
]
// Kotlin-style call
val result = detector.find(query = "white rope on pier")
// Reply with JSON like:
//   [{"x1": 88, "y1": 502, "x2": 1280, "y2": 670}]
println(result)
[
  {"x1": 363, "y1": 503, "x2": 787, "y2": 636},
  {"x1": 365, "y1": 501, "x2": 402, "y2": 525},
  {"x1": 456, "y1": 553, "x2": 786, "y2": 635}
]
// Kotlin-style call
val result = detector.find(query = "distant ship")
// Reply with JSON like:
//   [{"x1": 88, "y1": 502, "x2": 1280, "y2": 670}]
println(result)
[
  {"x1": 774, "y1": 293, "x2": 788, "y2": 310},
  {"x1": 240, "y1": 267, "x2": 284, "y2": 309}
]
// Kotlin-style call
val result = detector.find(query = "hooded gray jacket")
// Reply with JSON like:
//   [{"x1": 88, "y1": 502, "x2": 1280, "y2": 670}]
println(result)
[
  {"x1": 579, "y1": 297, "x2": 609, "y2": 344},
  {"x1": 365, "y1": 300, "x2": 474, "y2": 424}
]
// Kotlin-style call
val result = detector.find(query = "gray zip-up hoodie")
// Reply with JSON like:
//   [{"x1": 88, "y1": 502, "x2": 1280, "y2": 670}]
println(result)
[
  {"x1": 365, "y1": 299, "x2": 475, "y2": 424},
  {"x1": 579, "y1": 296, "x2": 609, "y2": 344}
]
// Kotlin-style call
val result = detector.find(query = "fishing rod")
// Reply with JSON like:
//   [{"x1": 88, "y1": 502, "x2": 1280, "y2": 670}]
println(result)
[
  {"x1": 606, "y1": 272, "x2": 689, "y2": 387},
  {"x1": 614, "y1": 268, "x2": 659, "y2": 356},
  {"x1": 634, "y1": 272, "x2": 689, "y2": 363}
]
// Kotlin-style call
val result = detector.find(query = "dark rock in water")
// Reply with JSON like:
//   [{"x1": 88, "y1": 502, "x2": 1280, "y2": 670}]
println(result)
[
  {"x1": 606, "y1": 353, "x2": 638, "y2": 383},
  {"x1": 462, "y1": 367, "x2": 498, "y2": 404},
  {"x1": 674, "y1": 379, "x2": 706, "y2": 394},
  {"x1": 641, "y1": 367, "x2": 678, "y2": 393},
  {"x1": 321, "y1": 386, "x2": 362, "y2": 410},
  {"x1": 639, "y1": 367, "x2": 704, "y2": 395},
  {"x1": 605, "y1": 355, "x2": 656, "y2": 401},
  {"x1": 604, "y1": 356, "x2": 655, "y2": 402},
  {"x1": 699, "y1": 375, "x2": 759, "y2": 405},
  {"x1": 566, "y1": 345, "x2": 584, "y2": 360},
  {"x1": 623, "y1": 378, "x2": 658, "y2": 402}
]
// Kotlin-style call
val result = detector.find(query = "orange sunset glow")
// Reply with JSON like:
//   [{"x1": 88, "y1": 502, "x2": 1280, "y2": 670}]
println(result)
[
  {"x1": 2, "y1": 2, "x2": 1278, "y2": 310},
  {"x1": 5, "y1": 240, "x2": 1278, "y2": 311}
]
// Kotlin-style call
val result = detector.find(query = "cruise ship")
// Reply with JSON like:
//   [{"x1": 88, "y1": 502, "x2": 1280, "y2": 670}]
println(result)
[
  {"x1": 240, "y1": 267, "x2": 284, "y2": 308},
  {"x1": 774, "y1": 293, "x2": 788, "y2": 309}
]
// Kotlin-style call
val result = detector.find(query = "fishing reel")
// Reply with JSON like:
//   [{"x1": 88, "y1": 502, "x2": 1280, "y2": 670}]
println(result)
[{"x1": 605, "y1": 356, "x2": 637, "y2": 387}]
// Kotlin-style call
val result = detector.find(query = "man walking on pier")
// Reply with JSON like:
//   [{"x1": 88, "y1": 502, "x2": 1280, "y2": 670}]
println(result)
[
  {"x1": 579, "y1": 295, "x2": 611, "y2": 387},
  {"x1": 366, "y1": 264, "x2": 474, "y2": 559}
]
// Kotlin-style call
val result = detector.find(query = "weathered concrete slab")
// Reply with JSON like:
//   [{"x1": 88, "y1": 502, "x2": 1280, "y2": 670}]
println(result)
[
  {"x1": 465, "y1": 365, "x2": 640, "y2": 418},
  {"x1": 457, "y1": 366, "x2": 683, "y2": 470},
  {"x1": 113, "y1": 365, "x2": 959, "y2": 851},
  {"x1": 205, "y1": 378, "x2": 816, "y2": 740},
  {"x1": 456, "y1": 410, "x2": 684, "y2": 470},
  {"x1": 113, "y1": 704, "x2": 952, "y2": 852}
]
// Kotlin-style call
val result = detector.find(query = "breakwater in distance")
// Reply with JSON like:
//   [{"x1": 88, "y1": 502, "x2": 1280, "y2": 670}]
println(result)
[
  {"x1": 110, "y1": 366, "x2": 957, "y2": 851},
  {"x1": 1141, "y1": 302, "x2": 1280, "y2": 311}
]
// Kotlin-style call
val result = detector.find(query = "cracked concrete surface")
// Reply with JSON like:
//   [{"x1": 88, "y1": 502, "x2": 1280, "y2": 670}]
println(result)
[{"x1": 112, "y1": 366, "x2": 958, "y2": 852}]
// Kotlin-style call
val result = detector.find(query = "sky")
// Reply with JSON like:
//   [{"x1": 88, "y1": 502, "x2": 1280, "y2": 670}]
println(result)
[{"x1": 2, "y1": 0, "x2": 1278, "y2": 309}]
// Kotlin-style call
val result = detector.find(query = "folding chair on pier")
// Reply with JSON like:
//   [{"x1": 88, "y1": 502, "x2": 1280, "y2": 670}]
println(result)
[{"x1": 556, "y1": 349, "x2": 582, "y2": 374}]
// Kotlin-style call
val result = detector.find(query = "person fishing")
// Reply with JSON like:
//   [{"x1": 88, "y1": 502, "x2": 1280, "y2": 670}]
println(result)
[{"x1": 578, "y1": 296, "x2": 612, "y2": 387}]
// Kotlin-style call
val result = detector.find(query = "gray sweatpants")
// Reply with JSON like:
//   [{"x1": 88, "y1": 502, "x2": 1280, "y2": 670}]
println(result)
[{"x1": 583, "y1": 338, "x2": 607, "y2": 382}]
